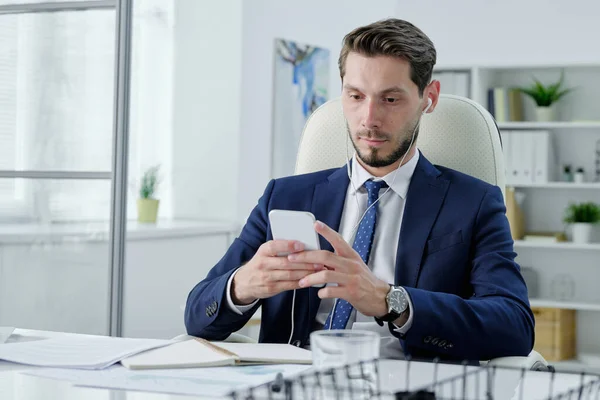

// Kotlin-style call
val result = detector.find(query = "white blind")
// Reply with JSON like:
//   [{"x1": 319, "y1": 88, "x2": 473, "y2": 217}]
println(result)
[
  {"x1": 0, "y1": 18, "x2": 18, "y2": 204},
  {"x1": 0, "y1": 2, "x2": 173, "y2": 222}
]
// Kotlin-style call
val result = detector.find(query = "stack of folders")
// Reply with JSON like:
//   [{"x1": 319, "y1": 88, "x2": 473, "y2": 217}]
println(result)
[
  {"x1": 502, "y1": 130, "x2": 556, "y2": 185},
  {"x1": 120, "y1": 338, "x2": 313, "y2": 370}
]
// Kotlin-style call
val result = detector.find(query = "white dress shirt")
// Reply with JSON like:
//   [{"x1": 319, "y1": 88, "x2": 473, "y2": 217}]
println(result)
[{"x1": 226, "y1": 150, "x2": 420, "y2": 358}]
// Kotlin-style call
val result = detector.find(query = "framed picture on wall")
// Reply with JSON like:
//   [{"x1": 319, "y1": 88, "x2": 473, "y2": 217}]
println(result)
[{"x1": 271, "y1": 38, "x2": 330, "y2": 179}]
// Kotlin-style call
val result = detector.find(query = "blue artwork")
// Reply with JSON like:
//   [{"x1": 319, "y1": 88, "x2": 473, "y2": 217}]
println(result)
[{"x1": 272, "y1": 38, "x2": 330, "y2": 178}]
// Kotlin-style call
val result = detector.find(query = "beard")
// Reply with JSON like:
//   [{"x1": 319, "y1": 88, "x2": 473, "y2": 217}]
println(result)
[{"x1": 347, "y1": 119, "x2": 420, "y2": 168}]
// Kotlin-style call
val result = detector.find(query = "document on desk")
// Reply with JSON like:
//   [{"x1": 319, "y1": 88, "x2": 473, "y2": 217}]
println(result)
[
  {"x1": 0, "y1": 335, "x2": 173, "y2": 369},
  {"x1": 120, "y1": 338, "x2": 312, "y2": 370},
  {"x1": 0, "y1": 327, "x2": 15, "y2": 344},
  {"x1": 23, "y1": 363, "x2": 312, "y2": 398}
]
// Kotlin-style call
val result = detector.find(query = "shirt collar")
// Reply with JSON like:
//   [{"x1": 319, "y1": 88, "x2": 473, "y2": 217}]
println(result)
[{"x1": 349, "y1": 149, "x2": 420, "y2": 199}]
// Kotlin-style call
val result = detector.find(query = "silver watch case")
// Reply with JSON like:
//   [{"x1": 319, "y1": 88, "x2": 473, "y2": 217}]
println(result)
[{"x1": 386, "y1": 285, "x2": 408, "y2": 315}]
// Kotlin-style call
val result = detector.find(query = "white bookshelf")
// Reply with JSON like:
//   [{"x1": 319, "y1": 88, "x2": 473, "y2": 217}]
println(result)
[
  {"x1": 530, "y1": 299, "x2": 600, "y2": 312},
  {"x1": 514, "y1": 241, "x2": 600, "y2": 251},
  {"x1": 510, "y1": 182, "x2": 600, "y2": 189},
  {"x1": 498, "y1": 121, "x2": 600, "y2": 130},
  {"x1": 554, "y1": 353, "x2": 600, "y2": 374},
  {"x1": 435, "y1": 63, "x2": 600, "y2": 366}
]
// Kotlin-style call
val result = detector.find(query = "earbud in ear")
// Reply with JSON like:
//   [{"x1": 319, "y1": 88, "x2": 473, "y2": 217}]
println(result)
[{"x1": 423, "y1": 97, "x2": 433, "y2": 115}]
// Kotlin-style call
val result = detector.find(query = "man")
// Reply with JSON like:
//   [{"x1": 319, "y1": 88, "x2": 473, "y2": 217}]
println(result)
[{"x1": 185, "y1": 18, "x2": 534, "y2": 362}]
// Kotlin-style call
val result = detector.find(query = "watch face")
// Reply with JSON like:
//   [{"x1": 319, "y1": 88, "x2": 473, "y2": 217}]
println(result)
[{"x1": 389, "y1": 288, "x2": 408, "y2": 313}]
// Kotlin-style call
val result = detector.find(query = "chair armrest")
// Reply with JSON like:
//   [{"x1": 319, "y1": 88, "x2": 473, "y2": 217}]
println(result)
[{"x1": 482, "y1": 350, "x2": 552, "y2": 371}]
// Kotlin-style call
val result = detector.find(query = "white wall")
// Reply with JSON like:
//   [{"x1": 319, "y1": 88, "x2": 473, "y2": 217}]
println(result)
[
  {"x1": 236, "y1": 0, "x2": 599, "y2": 223},
  {"x1": 172, "y1": 0, "x2": 243, "y2": 221},
  {"x1": 394, "y1": 0, "x2": 600, "y2": 67},
  {"x1": 237, "y1": 0, "x2": 398, "y2": 223}
]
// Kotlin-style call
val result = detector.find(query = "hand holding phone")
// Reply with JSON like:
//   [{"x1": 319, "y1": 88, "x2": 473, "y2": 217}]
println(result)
[{"x1": 230, "y1": 210, "x2": 322, "y2": 305}]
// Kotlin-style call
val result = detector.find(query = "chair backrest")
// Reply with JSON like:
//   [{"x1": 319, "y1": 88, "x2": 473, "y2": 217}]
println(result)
[{"x1": 295, "y1": 94, "x2": 505, "y2": 198}]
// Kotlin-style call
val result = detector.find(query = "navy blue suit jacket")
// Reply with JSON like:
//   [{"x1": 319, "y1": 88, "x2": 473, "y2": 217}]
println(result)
[{"x1": 185, "y1": 153, "x2": 535, "y2": 362}]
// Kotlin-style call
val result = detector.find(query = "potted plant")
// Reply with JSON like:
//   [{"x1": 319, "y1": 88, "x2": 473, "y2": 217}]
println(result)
[
  {"x1": 519, "y1": 71, "x2": 573, "y2": 122},
  {"x1": 137, "y1": 165, "x2": 161, "y2": 223},
  {"x1": 563, "y1": 202, "x2": 600, "y2": 243}
]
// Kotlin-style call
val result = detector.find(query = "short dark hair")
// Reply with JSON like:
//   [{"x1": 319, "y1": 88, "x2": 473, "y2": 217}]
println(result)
[{"x1": 338, "y1": 18, "x2": 437, "y2": 95}]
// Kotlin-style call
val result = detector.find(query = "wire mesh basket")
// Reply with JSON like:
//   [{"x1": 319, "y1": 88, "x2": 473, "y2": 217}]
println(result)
[{"x1": 227, "y1": 357, "x2": 600, "y2": 400}]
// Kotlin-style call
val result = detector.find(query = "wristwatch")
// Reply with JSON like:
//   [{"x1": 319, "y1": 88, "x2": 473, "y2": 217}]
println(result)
[{"x1": 375, "y1": 285, "x2": 409, "y2": 326}]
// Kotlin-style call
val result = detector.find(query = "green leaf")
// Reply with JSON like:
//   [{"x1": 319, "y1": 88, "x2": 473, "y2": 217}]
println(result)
[
  {"x1": 564, "y1": 202, "x2": 600, "y2": 223},
  {"x1": 138, "y1": 165, "x2": 161, "y2": 199},
  {"x1": 519, "y1": 71, "x2": 574, "y2": 107}
]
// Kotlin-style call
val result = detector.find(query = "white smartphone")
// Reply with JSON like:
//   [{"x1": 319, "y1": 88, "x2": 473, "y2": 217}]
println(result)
[
  {"x1": 268, "y1": 209, "x2": 324, "y2": 288},
  {"x1": 268, "y1": 210, "x2": 321, "y2": 255}
]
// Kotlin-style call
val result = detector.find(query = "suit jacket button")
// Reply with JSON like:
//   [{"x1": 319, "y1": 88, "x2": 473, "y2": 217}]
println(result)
[
  {"x1": 291, "y1": 340, "x2": 301, "y2": 347},
  {"x1": 423, "y1": 336, "x2": 432, "y2": 344}
]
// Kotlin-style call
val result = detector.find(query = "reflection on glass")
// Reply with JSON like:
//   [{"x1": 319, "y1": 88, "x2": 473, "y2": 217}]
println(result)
[
  {"x1": 0, "y1": 10, "x2": 115, "y2": 172},
  {"x1": 127, "y1": 0, "x2": 174, "y2": 220},
  {"x1": 0, "y1": 0, "x2": 97, "y2": 5},
  {"x1": 0, "y1": 179, "x2": 111, "y2": 335}
]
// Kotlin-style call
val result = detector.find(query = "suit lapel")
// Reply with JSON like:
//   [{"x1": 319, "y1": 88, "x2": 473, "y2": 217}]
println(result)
[
  {"x1": 395, "y1": 153, "x2": 450, "y2": 287},
  {"x1": 311, "y1": 167, "x2": 350, "y2": 251},
  {"x1": 301, "y1": 167, "x2": 349, "y2": 343}
]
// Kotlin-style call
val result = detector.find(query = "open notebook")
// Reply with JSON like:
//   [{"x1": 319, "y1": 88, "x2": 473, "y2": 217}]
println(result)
[{"x1": 120, "y1": 338, "x2": 312, "y2": 370}]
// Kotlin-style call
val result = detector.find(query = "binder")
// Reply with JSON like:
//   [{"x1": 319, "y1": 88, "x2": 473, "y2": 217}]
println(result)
[
  {"x1": 508, "y1": 131, "x2": 524, "y2": 184},
  {"x1": 502, "y1": 131, "x2": 514, "y2": 185},
  {"x1": 520, "y1": 132, "x2": 535, "y2": 184},
  {"x1": 532, "y1": 130, "x2": 554, "y2": 183}
]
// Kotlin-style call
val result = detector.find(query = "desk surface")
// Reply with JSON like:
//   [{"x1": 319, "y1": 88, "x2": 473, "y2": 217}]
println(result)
[{"x1": 1, "y1": 329, "x2": 598, "y2": 400}]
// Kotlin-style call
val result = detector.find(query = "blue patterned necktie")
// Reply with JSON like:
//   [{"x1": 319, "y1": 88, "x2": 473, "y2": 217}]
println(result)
[{"x1": 324, "y1": 179, "x2": 388, "y2": 330}]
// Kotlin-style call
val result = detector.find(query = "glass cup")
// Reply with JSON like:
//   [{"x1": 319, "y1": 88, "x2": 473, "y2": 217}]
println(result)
[
  {"x1": 310, "y1": 329, "x2": 380, "y2": 370},
  {"x1": 308, "y1": 330, "x2": 381, "y2": 399}
]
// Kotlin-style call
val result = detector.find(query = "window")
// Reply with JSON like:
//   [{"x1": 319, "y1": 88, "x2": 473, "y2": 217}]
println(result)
[{"x1": 0, "y1": 0, "x2": 173, "y2": 222}]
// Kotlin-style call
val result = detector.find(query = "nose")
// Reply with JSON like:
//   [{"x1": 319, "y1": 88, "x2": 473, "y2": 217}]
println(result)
[{"x1": 361, "y1": 99, "x2": 382, "y2": 130}]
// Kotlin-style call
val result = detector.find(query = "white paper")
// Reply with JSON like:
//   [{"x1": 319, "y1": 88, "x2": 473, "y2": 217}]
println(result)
[
  {"x1": 0, "y1": 335, "x2": 173, "y2": 369},
  {"x1": 0, "y1": 327, "x2": 15, "y2": 344},
  {"x1": 23, "y1": 363, "x2": 312, "y2": 398}
]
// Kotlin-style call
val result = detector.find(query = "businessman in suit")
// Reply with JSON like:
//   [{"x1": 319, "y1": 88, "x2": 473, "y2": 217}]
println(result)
[{"x1": 185, "y1": 18, "x2": 534, "y2": 362}]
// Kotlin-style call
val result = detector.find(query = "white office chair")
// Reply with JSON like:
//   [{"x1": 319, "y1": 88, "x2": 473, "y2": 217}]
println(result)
[{"x1": 295, "y1": 94, "x2": 546, "y2": 370}]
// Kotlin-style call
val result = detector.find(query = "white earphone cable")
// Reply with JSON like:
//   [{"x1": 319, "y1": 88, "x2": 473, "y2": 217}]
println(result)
[
  {"x1": 288, "y1": 289, "x2": 296, "y2": 344},
  {"x1": 345, "y1": 103, "x2": 425, "y2": 240},
  {"x1": 328, "y1": 100, "x2": 428, "y2": 330}
]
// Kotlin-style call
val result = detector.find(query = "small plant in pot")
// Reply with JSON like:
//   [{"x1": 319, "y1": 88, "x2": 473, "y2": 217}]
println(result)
[
  {"x1": 519, "y1": 71, "x2": 573, "y2": 122},
  {"x1": 563, "y1": 202, "x2": 600, "y2": 243},
  {"x1": 137, "y1": 165, "x2": 161, "y2": 223}
]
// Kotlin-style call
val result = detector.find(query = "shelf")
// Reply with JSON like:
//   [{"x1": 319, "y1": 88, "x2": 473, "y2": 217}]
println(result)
[
  {"x1": 530, "y1": 299, "x2": 600, "y2": 312},
  {"x1": 552, "y1": 354, "x2": 600, "y2": 374},
  {"x1": 514, "y1": 241, "x2": 600, "y2": 250},
  {"x1": 498, "y1": 121, "x2": 600, "y2": 129},
  {"x1": 509, "y1": 182, "x2": 600, "y2": 189}
]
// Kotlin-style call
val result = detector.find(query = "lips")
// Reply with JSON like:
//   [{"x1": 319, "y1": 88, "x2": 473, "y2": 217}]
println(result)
[{"x1": 359, "y1": 137, "x2": 387, "y2": 147}]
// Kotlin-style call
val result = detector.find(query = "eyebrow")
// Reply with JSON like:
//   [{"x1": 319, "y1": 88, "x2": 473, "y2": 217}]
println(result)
[{"x1": 343, "y1": 84, "x2": 408, "y2": 95}]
